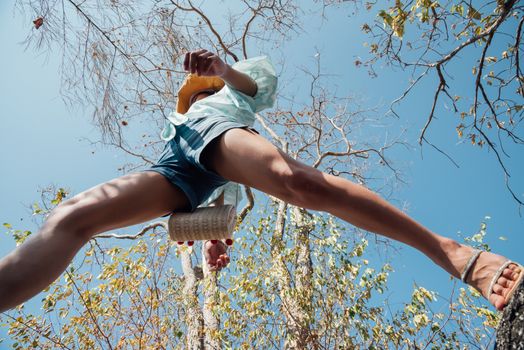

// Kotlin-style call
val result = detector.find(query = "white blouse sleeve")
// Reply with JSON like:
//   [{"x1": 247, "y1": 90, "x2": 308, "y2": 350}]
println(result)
[{"x1": 227, "y1": 56, "x2": 278, "y2": 113}]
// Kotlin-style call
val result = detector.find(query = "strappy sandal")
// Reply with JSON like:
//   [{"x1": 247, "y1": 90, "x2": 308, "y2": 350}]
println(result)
[{"x1": 460, "y1": 248, "x2": 524, "y2": 306}]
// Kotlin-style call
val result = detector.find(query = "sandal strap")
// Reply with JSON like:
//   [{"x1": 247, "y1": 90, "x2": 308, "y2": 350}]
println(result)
[
  {"x1": 487, "y1": 260, "x2": 513, "y2": 299},
  {"x1": 460, "y1": 249, "x2": 482, "y2": 282}
]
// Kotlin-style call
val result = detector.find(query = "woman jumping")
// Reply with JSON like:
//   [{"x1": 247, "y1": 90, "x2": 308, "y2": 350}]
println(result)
[{"x1": 0, "y1": 49, "x2": 522, "y2": 313}]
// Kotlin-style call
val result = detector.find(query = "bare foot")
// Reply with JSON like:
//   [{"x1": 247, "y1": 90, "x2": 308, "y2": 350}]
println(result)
[{"x1": 460, "y1": 248, "x2": 523, "y2": 311}]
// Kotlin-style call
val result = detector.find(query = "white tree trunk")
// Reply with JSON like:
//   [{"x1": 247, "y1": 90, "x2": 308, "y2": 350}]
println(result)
[
  {"x1": 279, "y1": 206, "x2": 314, "y2": 349},
  {"x1": 202, "y1": 245, "x2": 221, "y2": 350},
  {"x1": 269, "y1": 199, "x2": 307, "y2": 349},
  {"x1": 181, "y1": 247, "x2": 204, "y2": 349}
]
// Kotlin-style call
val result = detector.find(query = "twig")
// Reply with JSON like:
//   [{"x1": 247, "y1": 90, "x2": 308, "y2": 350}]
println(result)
[
  {"x1": 0, "y1": 312, "x2": 72, "y2": 350},
  {"x1": 65, "y1": 270, "x2": 114, "y2": 349},
  {"x1": 170, "y1": 0, "x2": 239, "y2": 62},
  {"x1": 93, "y1": 222, "x2": 167, "y2": 240},
  {"x1": 428, "y1": 0, "x2": 517, "y2": 68},
  {"x1": 238, "y1": 185, "x2": 255, "y2": 223},
  {"x1": 472, "y1": 27, "x2": 524, "y2": 206},
  {"x1": 67, "y1": 0, "x2": 165, "y2": 98},
  {"x1": 419, "y1": 64, "x2": 446, "y2": 145}
]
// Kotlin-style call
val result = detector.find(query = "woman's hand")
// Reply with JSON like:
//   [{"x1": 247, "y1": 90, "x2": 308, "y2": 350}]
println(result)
[
  {"x1": 183, "y1": 49, "x2": 228, "y2": 77},
  {"x1": 204, "y1": 240, "x2": 230, "y2": 272},
  {"x1": 183, "y1": 48, "x2": 257, "y2": 96}
]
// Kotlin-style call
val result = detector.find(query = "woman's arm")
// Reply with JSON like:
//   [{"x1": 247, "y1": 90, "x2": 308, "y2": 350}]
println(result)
[
  {"x1": 219, "y1": 64, "x2": 257, "y2": 97},
  {"x1": 183, "y1": 49, "x2": 257, "y2": 97}
]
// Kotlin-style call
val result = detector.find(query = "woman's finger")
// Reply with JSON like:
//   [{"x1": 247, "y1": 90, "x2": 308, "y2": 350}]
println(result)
[
  {"x1": 190, "y1": 51, "x2": 199, "y2": 74},
  {"x1": 190, "y1": 49, "x2": 207, "y2": 74},
  {"x1": 189, "y1": 49, "x2": 206, "y2": 74},
  {"x1": 198, "y1": 51, "x2": 215, "y2": 75},
  {"x1": 183, "y1": 52, "x2": 190, "y2": 72},
  {"x1": 219, "y1": 255, "x2": 227, "y2": 266}
]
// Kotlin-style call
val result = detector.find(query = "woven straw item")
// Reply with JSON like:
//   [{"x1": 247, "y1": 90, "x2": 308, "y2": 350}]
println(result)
[{"x1": 168, "y1": 205, "x2": 236, "y2": 241}]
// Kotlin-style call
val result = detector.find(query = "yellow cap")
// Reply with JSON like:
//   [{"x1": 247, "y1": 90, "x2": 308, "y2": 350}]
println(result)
[{"x1": 176, "y1": 74, "x2": 225, "y2": 114}]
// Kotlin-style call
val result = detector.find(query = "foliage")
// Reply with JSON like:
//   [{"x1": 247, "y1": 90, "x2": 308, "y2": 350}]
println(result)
[
  {"x1": 2, "y1": 227, "x2": 187, "y2": 349},
  {"x1": 354, "y1": 0, "x2": 524, "y2": 203},
  {"x1": 1, "y1": 200, "x2": 498, "y2": 348}
]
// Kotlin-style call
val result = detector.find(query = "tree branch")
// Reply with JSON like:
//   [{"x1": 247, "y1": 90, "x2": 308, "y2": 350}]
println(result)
[
  {"x1": 238, "y1": 185, "x2": 255, "y2": 224},
  {"x1": 170, "y1": 0, "x2": 239, "y2": 62},
  {"x1": 93, "y1": 222, "x2": 167, "y2": 240}
]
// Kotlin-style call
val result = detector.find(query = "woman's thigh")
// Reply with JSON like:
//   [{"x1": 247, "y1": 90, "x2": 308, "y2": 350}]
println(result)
[
  {"x1": 201, "y1": 128, "x2": 317, "y2": 201},
  {"x1": 57, "y1": 171, "x2": 190, "y2": 236}
]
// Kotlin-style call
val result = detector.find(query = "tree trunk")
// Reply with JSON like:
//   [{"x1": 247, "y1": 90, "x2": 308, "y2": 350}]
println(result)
[
  {"x1": 495, "y1": 279, "x2": 524, "y2": 349},
  {"x1": 287, "y1": 206, "x2": 315, "y2": 348},
  {"x1": 268, "y1": 199, "x2": 295, "y2": 349},
  {"x1": 181, "y1": 247, "x2": 204, "y2": 350},
  {"x1": 202, "y1": 244, "x2": 221, "y2": 350},
  {"x1": 269, "y1": 201, "x2": 314, "y2": 349}
]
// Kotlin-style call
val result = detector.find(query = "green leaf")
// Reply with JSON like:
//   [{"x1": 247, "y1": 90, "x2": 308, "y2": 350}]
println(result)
[
  {"x1": 451, "y1": 4, "x2": 464, "y2": 16},
  {"x1": 467, "y1": 5, "x2": 482, "y2": 20},
  {"x1": 32, "y1": 203, "x2": 43, "y2": 215},
  {"x1": 378, "y1": 10, "x2": 393, "y2": 27},
  {"x1": 51, "y1": 188, "x2": 68, "y2": 205}
]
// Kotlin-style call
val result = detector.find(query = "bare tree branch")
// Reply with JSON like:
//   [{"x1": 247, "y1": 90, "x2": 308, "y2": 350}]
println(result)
[{"x1": 93, "y1": 222, "x2": 167, "y2": 240}]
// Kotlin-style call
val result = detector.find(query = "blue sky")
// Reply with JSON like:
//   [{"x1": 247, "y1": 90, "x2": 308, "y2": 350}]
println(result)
[{"x1": 1, "y1": 1, "x2": 523, "y2": 345}]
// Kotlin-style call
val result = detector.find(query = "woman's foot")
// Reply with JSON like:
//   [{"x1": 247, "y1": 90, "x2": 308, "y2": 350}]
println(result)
[{"x1": 457, "y1": 247, "x2": 523, "y2": 311}]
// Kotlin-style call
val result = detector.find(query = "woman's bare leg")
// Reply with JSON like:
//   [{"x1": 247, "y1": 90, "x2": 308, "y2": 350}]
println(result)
[
  {"x1": 202, "y1": 128, "x2": 521, "y2": 310},
  {"x1": 0, "y1": 171, "x2": 189, "y2": 312}
]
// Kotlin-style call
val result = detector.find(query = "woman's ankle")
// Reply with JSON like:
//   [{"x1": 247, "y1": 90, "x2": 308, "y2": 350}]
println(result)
[{"x1": 433, "y1": 238, "x2": 469, "y2": 278}]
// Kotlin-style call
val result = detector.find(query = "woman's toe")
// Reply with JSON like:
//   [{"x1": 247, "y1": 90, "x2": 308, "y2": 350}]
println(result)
[
  {"x1": 491, "y1": 271, "x2": 519, "y2": 306},
  {"x1": 497, "y1": 276, "x2": 511, "y2": 288},
  {"x1": 490, "y1": 276, "x2": 514, "y2": 308},
  {"x1": 509, "y1": 263, "x2": 520, "y2": 272},
  {"x1": 502, "y1": 268, "x2": 515, "y2": 280},
  {"x1": 492, "y1": 283, "x2": 505, "y2": 297},
  {"x1": 489, "y1": 292, "x2": 506, "y2": 311}
]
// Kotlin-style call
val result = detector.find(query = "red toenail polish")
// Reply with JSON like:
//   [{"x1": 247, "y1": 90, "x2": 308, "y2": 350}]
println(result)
[
  {"x1": 177, "y1": 241, "x2": 184, "y2": 245},
  {"x1": 187, "y1": 241, "x2": 194, "y2": 246},
  {"x1": 225, "y1": 238, "x2": 233, "y2": 246},
  {"x1": 211, "y1": 240, "x2": 218, "y2": 244}
]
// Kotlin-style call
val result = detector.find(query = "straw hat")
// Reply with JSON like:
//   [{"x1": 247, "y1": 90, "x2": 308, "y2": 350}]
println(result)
[{"x1": 176, "y1": 74, "x2": 225, "y2": 114}]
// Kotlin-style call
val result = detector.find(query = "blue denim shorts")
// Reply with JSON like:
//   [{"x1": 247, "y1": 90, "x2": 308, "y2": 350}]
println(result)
[{"x1": 147, "y1": 116, "x2": 253, "y2": 211}]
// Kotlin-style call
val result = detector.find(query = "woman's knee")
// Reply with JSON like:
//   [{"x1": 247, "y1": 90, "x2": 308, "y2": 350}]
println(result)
[
  {"x1": 279, "y1": 166, "x2": 329, "y2": 209},
  {"x1": 44, "y1": 197, "x2": 98, "y2": 240}
]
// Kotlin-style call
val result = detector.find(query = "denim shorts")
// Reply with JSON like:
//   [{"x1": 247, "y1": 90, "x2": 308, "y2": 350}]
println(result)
[{"x1": 146, "y1": 116, "x2": 254, "y2": 211}]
